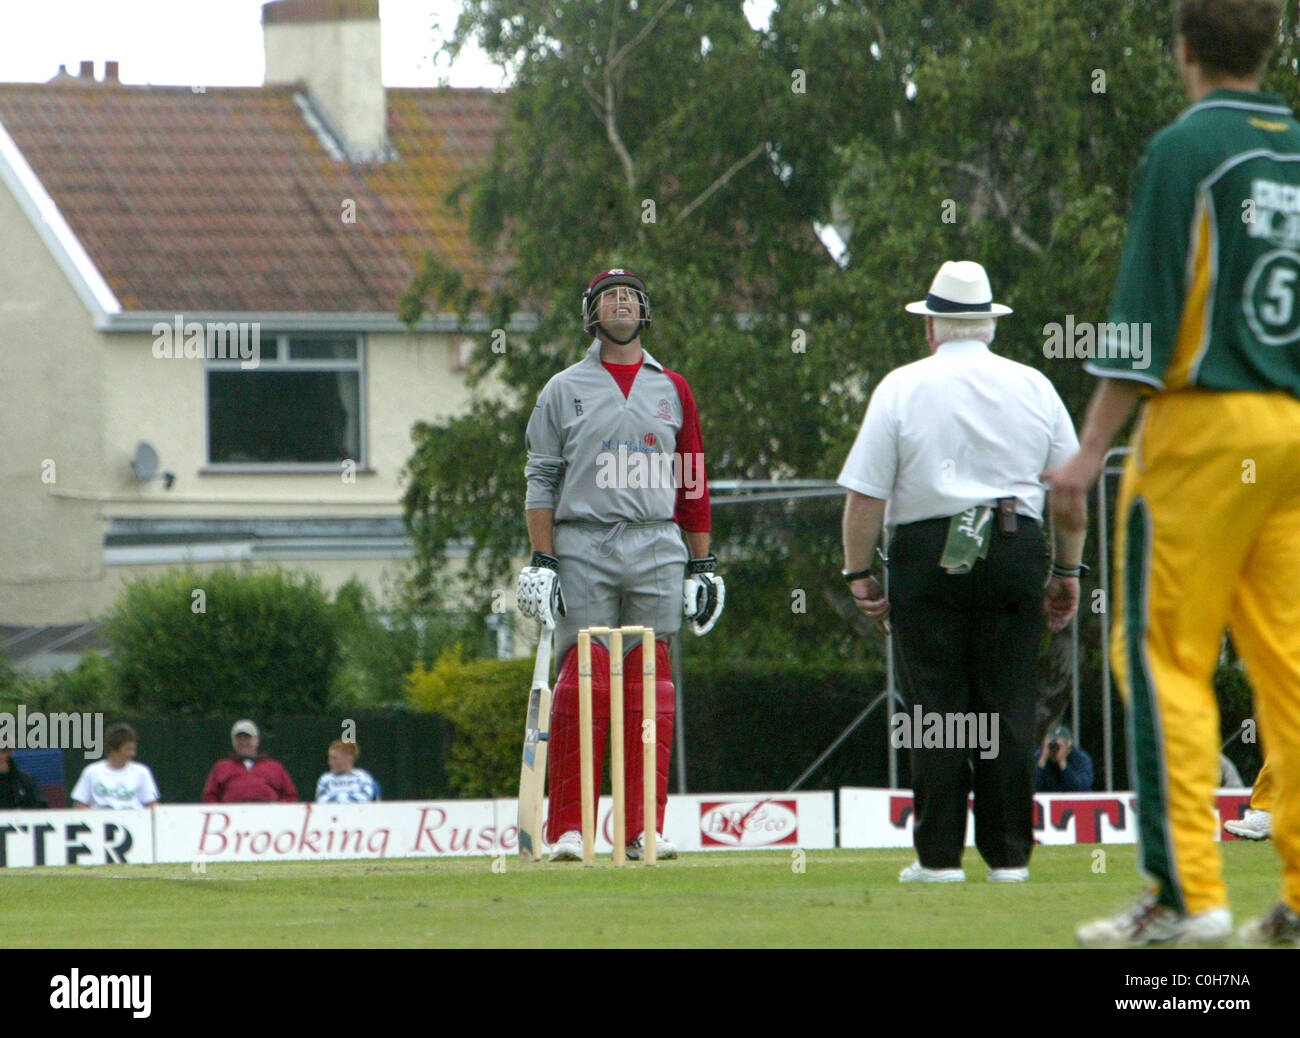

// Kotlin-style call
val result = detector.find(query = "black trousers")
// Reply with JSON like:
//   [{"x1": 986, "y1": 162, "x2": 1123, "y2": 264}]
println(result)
[{"x1": 889, "y1": 515, "x2": 1045, "y2": 870}]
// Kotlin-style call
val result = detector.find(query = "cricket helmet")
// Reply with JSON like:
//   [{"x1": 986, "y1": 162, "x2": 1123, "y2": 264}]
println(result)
[{"x1": 582, "y1": 268, "x2": 651, "y2": 344}]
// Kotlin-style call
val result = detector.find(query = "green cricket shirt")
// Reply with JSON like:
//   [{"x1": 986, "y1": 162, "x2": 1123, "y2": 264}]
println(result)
[{"x1": 1086, "y1": 89, "x2": 1300, "y2": 396}]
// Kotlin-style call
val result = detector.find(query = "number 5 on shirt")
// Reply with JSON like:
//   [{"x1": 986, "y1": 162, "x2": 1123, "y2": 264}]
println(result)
[{"x1": 517, "y1": 623, "x2": 554, "y2": 862}]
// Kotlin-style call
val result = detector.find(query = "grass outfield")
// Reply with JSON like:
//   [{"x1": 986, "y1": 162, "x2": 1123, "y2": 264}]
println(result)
[{"x1": 1, "y1": 844, "x2": 1287, "y2": 949}]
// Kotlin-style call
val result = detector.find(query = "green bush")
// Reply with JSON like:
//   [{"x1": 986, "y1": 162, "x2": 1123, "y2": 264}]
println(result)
[
  {"x1": 0, "y1": 651, "x2": 119, "y2": 715},
  {"x1": 103, "y1": 567, "x2": 340, "y2": 716},
  {"x1": 329, "y1": 576, "x2": 487, "y2": 709},
  {"x1": 407, "y1": 648, "x2": 891, "y2": 796},
  {"x1": 681, "y1": 655, "x2": 890, "y2": 791},
  {"x1": 407, "y1": 647, "x2": 530, "y2": 797},
  {"x1": 330, "y1": 579, "x2": 421, "y2": 709}
]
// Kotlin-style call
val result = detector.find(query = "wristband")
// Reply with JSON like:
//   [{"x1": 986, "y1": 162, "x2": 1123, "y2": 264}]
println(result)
[
  {"x1": 842, "y1": 567, "x2": 873, "y2": 583},
  {"x1": 1050, "y1": 562, "x2": 1090, "y2": 578},
  {"x1": 686, "y1": 554, "x2": 717, "y2": 575},
  {"x1": 530, "y1": 551, "x2": 560, "y2": 571}
]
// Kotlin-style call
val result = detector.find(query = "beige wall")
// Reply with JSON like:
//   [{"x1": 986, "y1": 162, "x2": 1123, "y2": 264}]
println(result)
[
  {"x1": 0, "y1": 175, "x2": 109, "y2": 623},
  {"x1": 1, "y1": 176, "x2": 479, "y2": 624},
  {"x1": 97, "y1": 327, "x2": 470, "y2": 516}
]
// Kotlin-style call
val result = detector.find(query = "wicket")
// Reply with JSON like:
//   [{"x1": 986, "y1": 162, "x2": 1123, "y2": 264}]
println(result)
[{"x1": 577, "y1": 626, "x2": 657, "y2": 867}]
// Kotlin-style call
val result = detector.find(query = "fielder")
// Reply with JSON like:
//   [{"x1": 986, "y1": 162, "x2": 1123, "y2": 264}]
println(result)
[
  {"x1": 517, "y1": 269, "x2": 723, "y2": 862},
  {"x1": 1048, "y1": 0, "x2": 1300, "y2": 946}
]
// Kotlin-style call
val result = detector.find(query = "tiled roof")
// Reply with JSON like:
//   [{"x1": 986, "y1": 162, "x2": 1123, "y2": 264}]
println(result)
[{"x1": 0, "y1": 81, "x2": 502, "y2": 313}]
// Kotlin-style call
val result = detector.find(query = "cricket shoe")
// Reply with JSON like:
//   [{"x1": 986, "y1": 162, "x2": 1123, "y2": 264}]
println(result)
[
  {"x1": 988, "y1": 867, "x2": 1029, "y2": 883},
  {"x1": 626, "y1": 832, "x2": 678, "y2": 860},
  {"x1": 1224, "y1": 808, "x2": 1272, "y2": 840},
  {"x1": 1239, "y1": 902, "x2": 1300, "y2": 947},
  {"x1": 1076, "y1": 893, "x2": 1232, "y2": 948},
  {"x1": 548, "y1": 830, "x2": 583, "y2": 862},
  {"x1": 899, "y1": 862, "x2": 965, "y2": 883}
]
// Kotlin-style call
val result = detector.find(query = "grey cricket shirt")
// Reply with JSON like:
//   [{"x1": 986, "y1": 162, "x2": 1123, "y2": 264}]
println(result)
[{"x1": 525, "y1": 340, "x2": 692, "y2": 524}]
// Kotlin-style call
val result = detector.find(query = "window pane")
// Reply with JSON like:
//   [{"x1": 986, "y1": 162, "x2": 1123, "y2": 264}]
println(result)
[
  {"x1": 288, "y1": 337, "x2": 358, "y2": 361},
  {"x1": 209, "y1": 371, "x2": 361, "y2": 463}
]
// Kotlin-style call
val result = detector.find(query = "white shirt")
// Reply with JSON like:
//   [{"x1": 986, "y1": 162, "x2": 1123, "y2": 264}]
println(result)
[
  {"x1": 71, "y1": 760, "x2": 160, "y2": 809},
  {"x1": 837, "y1": 340, "x2": 1078, "y2": 531},
  {"x1": 315, "y1": 768, "x2": 380, "y2": 803}
]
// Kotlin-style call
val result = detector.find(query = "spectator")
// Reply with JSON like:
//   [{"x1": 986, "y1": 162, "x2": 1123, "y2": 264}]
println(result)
[
  {"x1": 315, "y1": 740, "x2": 380, "y2": 803},
  {"x1": 0, "y1": 746, "x2": 46, "y2": 809},
  {"x1": 70, "y1": 723, "x2": 160, "y2": 809},
  {"x1": 1033, "y1": 724, "x2": 1094, "y2": 793},
  {"x1": 202, "y1": 719, "x2": 297, "y2": 803}
]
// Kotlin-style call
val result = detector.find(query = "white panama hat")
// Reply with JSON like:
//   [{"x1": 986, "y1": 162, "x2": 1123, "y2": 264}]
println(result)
[{"x1": 905, "y1": 260, "x2": 1013, "y2": 318}]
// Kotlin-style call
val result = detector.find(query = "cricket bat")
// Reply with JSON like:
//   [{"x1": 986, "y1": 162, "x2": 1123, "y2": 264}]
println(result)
[{"x1": 517, "y1": 622, "x2": 554, "y2": 862}]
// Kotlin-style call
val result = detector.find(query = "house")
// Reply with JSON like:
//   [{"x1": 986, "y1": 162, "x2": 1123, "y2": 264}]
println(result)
[{"x1": 0, "y1": 0, "x2": 511, "y2": 630}]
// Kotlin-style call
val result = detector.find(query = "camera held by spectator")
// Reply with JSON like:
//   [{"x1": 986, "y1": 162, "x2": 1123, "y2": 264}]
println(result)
[{"x1": 1034, "y1": 723, "x2": 1094, "y2": 793}]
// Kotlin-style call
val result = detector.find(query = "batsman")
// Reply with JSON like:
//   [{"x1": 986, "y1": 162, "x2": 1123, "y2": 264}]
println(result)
[{"x1": 516, "y1": 269, "x2": 723, "y2": 862}]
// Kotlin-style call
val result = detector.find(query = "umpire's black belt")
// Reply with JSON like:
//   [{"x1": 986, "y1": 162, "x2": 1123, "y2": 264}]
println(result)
[{"x1": 896, "y1": 514, "x2": 1040, "y2": 535}]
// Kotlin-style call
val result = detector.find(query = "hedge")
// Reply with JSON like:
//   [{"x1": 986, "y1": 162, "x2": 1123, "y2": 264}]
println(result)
[{"x1": 408, "y1": 649, "x2": 891, "y2": 797}]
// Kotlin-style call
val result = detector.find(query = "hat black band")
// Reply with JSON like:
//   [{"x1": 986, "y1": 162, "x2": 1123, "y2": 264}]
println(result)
[{"x1": 926, "y1": 293, "x2": 991, "y2": 313}]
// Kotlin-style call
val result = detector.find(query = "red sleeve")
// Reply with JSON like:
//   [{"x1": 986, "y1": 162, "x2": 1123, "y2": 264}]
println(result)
[{"x1": 664, "y1": 369, "x2": 711, "y2": 532}]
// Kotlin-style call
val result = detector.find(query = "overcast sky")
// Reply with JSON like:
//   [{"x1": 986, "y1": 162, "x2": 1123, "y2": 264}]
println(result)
[{"x1": 0, "y1": 0, "x2": 778, "y2": 89}]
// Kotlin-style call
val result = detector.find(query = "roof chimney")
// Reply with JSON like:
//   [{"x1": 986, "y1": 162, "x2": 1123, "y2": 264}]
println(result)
[
  {"x1": 78, "y1": 60, "x2": 94, "y2": 79},
  {"x1": 105, "y1": 60, "x2": 119, "y2": 82},
  {"x1": 262, "y1": 0, "x2": 386, "y2": 161}
]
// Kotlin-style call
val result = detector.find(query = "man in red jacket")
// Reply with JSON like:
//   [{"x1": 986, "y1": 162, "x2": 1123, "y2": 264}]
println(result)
[{"x1": 202, "y1": 720, "x2": 297, "y2": 803}]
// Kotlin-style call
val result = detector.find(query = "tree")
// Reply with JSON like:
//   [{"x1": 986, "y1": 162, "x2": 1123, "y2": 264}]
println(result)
[
  {"x1": 103, "y1": 568, "x2": 340, "y2": 716},
  {"x1": 401, "y1": 0, "x2": 1300, "y2": 662}
]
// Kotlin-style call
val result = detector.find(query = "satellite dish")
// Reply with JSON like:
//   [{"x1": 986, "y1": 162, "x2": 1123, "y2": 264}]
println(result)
[{"x1": 131, "y1": 441, "x2": 160, "y2": 482}]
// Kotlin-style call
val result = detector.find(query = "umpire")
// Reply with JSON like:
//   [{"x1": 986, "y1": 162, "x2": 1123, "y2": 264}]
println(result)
[{"x1": 838, "y1": 260, "x2": 1084, "y2": 883}]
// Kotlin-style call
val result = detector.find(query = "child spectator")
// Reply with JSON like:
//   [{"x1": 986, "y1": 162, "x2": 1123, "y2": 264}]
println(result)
[
  {"x1": 315, "y1": 740, "x2": 380, "y2": 803},
  {"x1": 71, "y1": 723, "x2": 160, "y2": 809}
]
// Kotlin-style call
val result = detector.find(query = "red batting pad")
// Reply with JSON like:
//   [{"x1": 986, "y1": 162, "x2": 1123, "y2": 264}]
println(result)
[
  {"x1": 622, "y1": 640, "x2": 677, "y2": 710},
  {"x1": 545, "y1": 642, "x2": 609, "y2": 843},
  {"x1": 545, "y1": 640, "x2": 677, "y2": 843},
  {"x1": 623, "y1": 640, "x2": 675, "y2": 835},
  {"x1": 624, "y1": 709, "x2": 675, "y2": 837}
]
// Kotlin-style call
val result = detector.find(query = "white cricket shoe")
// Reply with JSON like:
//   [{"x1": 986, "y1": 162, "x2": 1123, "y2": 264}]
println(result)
[
  {"x1": 988, "y1": 867, "x2": 1029, "y2": 883},
  {"x1": 899, "y1": 861, "x2": 965, "y2": 883},
  {"x1": 1076, "y1": 893, "x2": 1232, "y2": 948},
  {"x1": 626, "y1": 832, "x2": 677, "y2": 860},
  {"x1": 548, "y1": 830, "x2": 583, "y2": 862},
  {"x1": 1224, "y1": 808, "x2": 1272, "y2": 840}
]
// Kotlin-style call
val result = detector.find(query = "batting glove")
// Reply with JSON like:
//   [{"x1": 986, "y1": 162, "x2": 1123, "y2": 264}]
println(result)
[
  {"x1": 683, "y1": 555, "x2": 725, "y2": 636},
  {"x1": 517, "y1": 552, "x2": 567, "y2": 628}
]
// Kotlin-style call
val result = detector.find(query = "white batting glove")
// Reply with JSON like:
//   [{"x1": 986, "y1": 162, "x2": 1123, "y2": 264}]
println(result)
[
  {"x1": 517, "y1": 552, "x2": 567, "y2": 628},
  {"x1": 683, "y1": 555, "x2": 725, "y2": 636}
]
